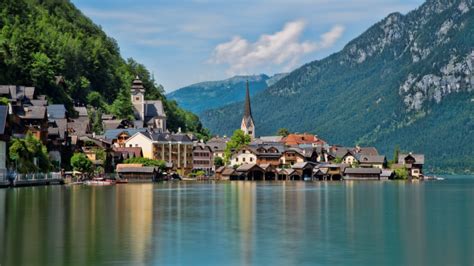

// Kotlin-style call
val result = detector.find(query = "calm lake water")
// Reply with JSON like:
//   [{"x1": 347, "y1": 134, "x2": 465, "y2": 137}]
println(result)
[{"x1": 1, "y1": 176, "x2": 474, "y2": 265}]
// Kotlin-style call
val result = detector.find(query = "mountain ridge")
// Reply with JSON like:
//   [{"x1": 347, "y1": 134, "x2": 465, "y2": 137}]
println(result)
[
  {"x1": 201, "y1": 0, "x2": 474, "y2": 173},
  {"x1": 167, "y1": 73, "x2": 287, "y2": 114}
]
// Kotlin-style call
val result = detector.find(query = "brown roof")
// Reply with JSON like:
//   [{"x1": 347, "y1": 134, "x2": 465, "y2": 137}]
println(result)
[
  {"x1": 344, "y1": 168, "x2": 382, "y2": 175},
  {"x1": 113, "y1": 147, "x2": 143, "y2": 158}
]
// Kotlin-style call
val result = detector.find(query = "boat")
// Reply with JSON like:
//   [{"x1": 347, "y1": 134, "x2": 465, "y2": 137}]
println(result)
[
  {"x1": 115, "y1": 179, "x2": 128, "y2": 184},
  {"x1": 84, "y1": 178, "x2": 115, "y2": 186}
]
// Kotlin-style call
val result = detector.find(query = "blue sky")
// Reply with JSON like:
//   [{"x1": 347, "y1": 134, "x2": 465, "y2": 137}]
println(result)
[{"x1": 71, "y1": 0, "x2": 424, "y2": 92}]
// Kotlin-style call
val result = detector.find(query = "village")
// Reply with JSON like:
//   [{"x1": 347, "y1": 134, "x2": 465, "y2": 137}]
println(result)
[{"x1": 0, "y1": 77, "x2": 425, "y2": 187}]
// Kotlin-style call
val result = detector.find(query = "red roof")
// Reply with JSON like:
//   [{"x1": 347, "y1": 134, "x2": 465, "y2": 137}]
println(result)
[{"x1": 281, "y1": 133, "x2": 326, "y2": 146}]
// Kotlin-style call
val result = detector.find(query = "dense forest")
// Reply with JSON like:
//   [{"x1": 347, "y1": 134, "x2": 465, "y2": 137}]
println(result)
[
  {"x1": 0, "y1": 0, "x2": 209, "y2": 138},
  {"x1": 201, "y1": 0, "x2": 474, "y2": 173}
]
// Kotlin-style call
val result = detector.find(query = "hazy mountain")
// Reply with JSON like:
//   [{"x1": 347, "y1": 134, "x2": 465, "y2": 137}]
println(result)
[
  {"x1": 167, "y1": 73, "x2": 287, "y2": 114},
  {"x1": 201, "y1": 0, "x2": 474, "y2": 173}
]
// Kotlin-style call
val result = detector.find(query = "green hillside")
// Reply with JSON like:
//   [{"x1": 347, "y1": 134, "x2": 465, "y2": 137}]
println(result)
[
  {"x1": 201, "y1": 0, "x2": 474, "y2": 173},
  {"x1": 0, "y1": 0, "x2": 208, "y2": 136},
  {"x1": 167, "y1": 74, "x2": 286, "y2": 114}
]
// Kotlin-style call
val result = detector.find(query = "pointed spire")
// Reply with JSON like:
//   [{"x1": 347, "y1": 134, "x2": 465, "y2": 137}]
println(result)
[{"x1": 244, "y1": 80, "x2": 252, "y2": 119}]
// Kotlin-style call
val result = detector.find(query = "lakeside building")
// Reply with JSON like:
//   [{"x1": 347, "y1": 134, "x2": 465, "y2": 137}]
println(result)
[
  {"x1": 192, "y1": 143, "x2": 213, "y2": 175},
  {"x1": 124, "y1": 131, "x2": 193, "y2": 176}
]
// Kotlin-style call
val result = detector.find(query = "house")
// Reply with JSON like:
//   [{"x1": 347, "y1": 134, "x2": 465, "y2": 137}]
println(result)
[
  {"x1": 125, "y1": 131, "x2": 194, "y2": 176},
  {"x1": 281, "y1": 133, "x2": 326, "y2": 147},
  {"x1": 130, "y1": 76, "x2": 166, "y2": 131},
  {"x1": 230, "y1": 146, "x2": 257, "y2": 166},
  {"x1": 236, "y1": 164, "x2": 265, "y2": 180},
  {"x1": 398, "y1": 153, "x2": 425, "y2": 178},
  {"x1": 104, "y1": 128, "x2": 147, "y2": 148},
  {"x1": 358, "y1": 155, "x2": 387, "y2": 169},
  {"x1": 215, "y1": 166, "x2": 237, "y2": 180},
  {"x1": 280, "y1": 147, "x2": 319, "y2": 166},
  {"x1": 207, "y1": 136, "x2": 229, "y2": 160},
  {"x1": 344, "y1": 168, "x2": 382, "y2": 180},
  {"x1": 193, "y1": 143, "x2": 213, "y2": 175},
  {"x1": 276, "y1": 168, "x2": 298, "y2": 180},
  {"x1": 291, "y1": 162, "x2": 315, "y2": 180},
  {"x1": 13, "y1": 105, "x2": 48, "y2": 142},
  {"x1": 116, "y1": 164, "x2": 161, "y2": 181}
]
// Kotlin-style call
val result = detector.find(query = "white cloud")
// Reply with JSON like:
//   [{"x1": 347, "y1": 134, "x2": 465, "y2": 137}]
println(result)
[{"x1": 209, "y1": 20, "x2": 345, "y2": 75}]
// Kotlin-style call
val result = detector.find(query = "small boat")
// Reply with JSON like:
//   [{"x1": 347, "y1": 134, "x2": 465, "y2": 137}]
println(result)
[
  {"x1": 84, "y1": 178, "x2": 115, "y2": 186},
  {"x1": 116, "y1": 179, "x2": 128, "y2": 184}
]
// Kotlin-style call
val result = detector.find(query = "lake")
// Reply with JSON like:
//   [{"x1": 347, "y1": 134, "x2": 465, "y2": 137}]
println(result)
[{"x1": 1, "y1": 176, "x2": 474, "y2": 265}]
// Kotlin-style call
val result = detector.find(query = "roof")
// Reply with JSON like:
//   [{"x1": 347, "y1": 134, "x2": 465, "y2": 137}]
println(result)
[
  {"x1": 19, "y1": 106, "x2": 47, "y2": 120},
  {"x1": 0, "y1": 106, "x2": 8, "y2": 135},
  {"x1": 74, "y1": 106, "x2": 88, "y2": 117},
  {"x1": 292, "y1": 162, "x2": 314, "y2": 169},
  {"x1": 30, "y1": 99, "x2": 47, "y2": 106},
  {"x1": 354, "y1": 147, "x2": 379, "y2": 156},
  {"x1": 47, "y1": 104, "x2": 66, "y2": 119},
  {"x1": 113, "y1": 147, "x2": 143, "y2": 158},
  {"x1": 117, "y1": 166, "x2": 158, "y2": 173},
  {"x1": 145, "y1": 132, "x2": 193, "y2": 143},
  {"x1": 103, "y1": 120, "x2": 126, "y2": 130},
  {"x1": 243, "y1": 80, "x2": 253, "y2": 124},
  {"x1": 281, "y1": 133, "x2": 326, "y2": 146},
  {"x1": 215, "y1": 166, "x2": 226, "y2": 173},
  {"x1": 258, "y1": 136, "x2": 283, "y2": 143},
  {"x1": 222, "y1": 167, "x2": 236, "y2": 176},
  {"x1": 358, "y1": 155, "x2": 386, "y2": 164},
  {"x1": 144, "y1": 100, "x2": 165, "y2": 118},
  {"x1": 236, "y1": 163, "x2": 263, "y2": 172},
  {"x1": 344, "y1": 168, "x2": 382, "y2": 175},
  {"x1": 398, "y1": 153, "x2": 425, "y2": 165},
  {"x1": 68, "y1": 117, "x2": 90, "y2": 136},
  {"x1": 104, "y1": 128, "x2": 147, "y2": 140},
  {"x1": 381, "y1": 170, "x2": 394, "y2": 177}
]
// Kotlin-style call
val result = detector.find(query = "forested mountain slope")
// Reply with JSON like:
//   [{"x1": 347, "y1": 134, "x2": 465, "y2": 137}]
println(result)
[
  {"x1": 167, "y1": 74, "x2": 286, "y2": 114},
  {"x1": 201, "y1": 0, "x2": 474, "y2": 173},
  {"x1": 0, "y1": 0, "x2": 208, "y2": 136}
]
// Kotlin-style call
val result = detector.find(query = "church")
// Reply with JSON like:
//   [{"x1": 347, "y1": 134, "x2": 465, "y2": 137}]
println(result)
[
  {"x1": 241, "y1": 81, "x2": 255, "y2": 139},
  {"x1": 130, "y1": 76, "x2": 167, "y2": 132}
]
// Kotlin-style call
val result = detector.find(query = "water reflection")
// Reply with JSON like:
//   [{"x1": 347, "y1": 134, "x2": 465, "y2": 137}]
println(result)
[{"x1": 1, "y1": 178, "x2": 474, "y2": 265}]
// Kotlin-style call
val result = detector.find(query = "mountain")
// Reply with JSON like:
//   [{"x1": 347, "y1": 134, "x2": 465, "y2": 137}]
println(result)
[
  {"x1": 0, "y1": 0, "x2": 208, "y2": 137},
  {"x1": 201, "y1": 0, "x2": 474, "y2": 173},
  {"x1": 167, "y1": 74, "x2": 287, "y2": 114}
]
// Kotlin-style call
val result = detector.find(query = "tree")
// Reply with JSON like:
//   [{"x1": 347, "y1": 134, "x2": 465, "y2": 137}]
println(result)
[
  {"x1": 393, "y1": 167, "x2": 409, "y2": 180},
  {"x1": 277, "y1": 128, "x2": 290, "y2": 137},
  {"x1": 108, "y1": 88, "x2": 134, "y2": 119},
  {"x1": 90, "y1": 109, "x2": 103, "y2": 134},
  {"x1": 87, "y1": 91, "x2": 106, "y2": 110},
  {"x1": 214, "y1": 156, "x2": 224, "y2": 168},
  {"x1": 224, "y1": 129, "x2": 251, "y2": 163},
  {"x1": 123, "y1": 157, "x2": 166, "y2": 170},
  {"x1": 333, "y1": 157, "x2": 343, "y2": 164},
  {"x1": 70, "y1": 153, "x2": 93, "y2": 177},
  {"x1": 392, "y1": 145, "x2": 400, "y2": 165},
  {"x1": 0, "y1": 97, "x2": 9, "y2": 106},
  {"x1": 9, "y1": 133, "x2": 52, "y2": 174}
]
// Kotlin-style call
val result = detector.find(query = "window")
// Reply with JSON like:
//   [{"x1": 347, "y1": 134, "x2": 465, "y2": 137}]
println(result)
[
  {"x1": 243, "y1": 158, "x2": 246, "y2": 162},
  {"x1": 129, "y1": 144, "x2": 132, "y2": 147},
  {"x1": 135, "y1": 144, "x2": 138, "y2": 147},
  {"x1": 236, "y1": 158, "x2": 239, "y2": 162},
  {"x1": 250, "y1": 158, "x2": 253, "y2": 162},
  {"x1": 135, "y1": 97, "x2": 140, "y2": 101}
]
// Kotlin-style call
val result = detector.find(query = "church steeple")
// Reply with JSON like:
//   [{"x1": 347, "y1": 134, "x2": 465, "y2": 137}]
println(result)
[{"x1": 241, "y1": 80, "x2": 255, "y2": 139}]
